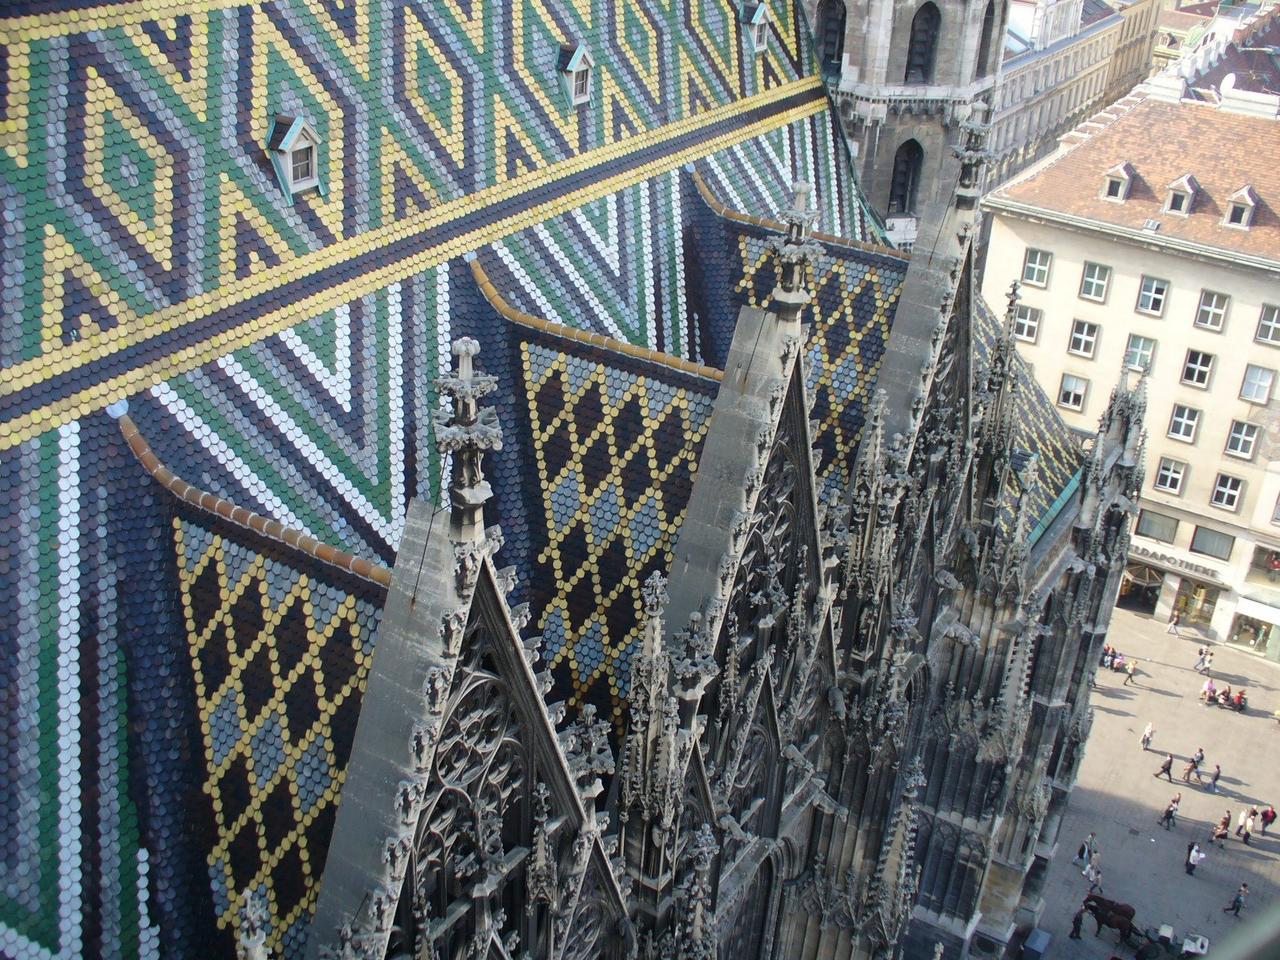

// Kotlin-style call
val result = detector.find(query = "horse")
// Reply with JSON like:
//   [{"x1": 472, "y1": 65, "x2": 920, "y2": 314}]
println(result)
[
  {"x1": 1086, "y1": 903, "x2": 1139, "y2": 944},
  {"x1": 1083, "y1": 894, "x2": 1136, "y2": 921}
]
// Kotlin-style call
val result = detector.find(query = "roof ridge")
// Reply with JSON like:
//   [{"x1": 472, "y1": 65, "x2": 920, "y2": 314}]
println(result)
[
  {"x1": 690, "y1": 167, "x2": 910, "y2": 261},
  {"x1": 468, "y1": 257, "x2": 724, "y2": 382},
  {"x1": 117, "y1": 411, "x2": 392, "y2": 588}
]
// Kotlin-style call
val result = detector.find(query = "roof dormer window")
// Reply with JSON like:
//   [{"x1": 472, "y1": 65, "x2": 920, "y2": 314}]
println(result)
[
  {"x1": 1225, "y1": 186, "x2": 1257, "y2": 228},
  {"x1": 1165, "y1": 174, "x2": 1198, "y2": 216},
  {"x1": 557, "y1": 44, "x2": 593, "y2": 107},
  {"x1": 745, "y1": 4, "x2": 770, "y2": 53},
  {"x1": 1102, "y1": 162, "x2": 1133, "y2": 202},
  {"x1": 267, "y1": 116, "x2": 325, "y2": 201}
]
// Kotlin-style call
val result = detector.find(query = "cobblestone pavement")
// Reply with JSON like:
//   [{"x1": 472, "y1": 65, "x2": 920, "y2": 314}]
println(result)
[{"x1": 1031, "y1": 608, "x2": 1280, "y2": 958}]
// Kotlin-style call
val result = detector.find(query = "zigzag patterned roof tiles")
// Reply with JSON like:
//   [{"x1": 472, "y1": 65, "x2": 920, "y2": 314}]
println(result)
[{"x1": 0, "y1": 1, "x2": 886, "y2": 957}]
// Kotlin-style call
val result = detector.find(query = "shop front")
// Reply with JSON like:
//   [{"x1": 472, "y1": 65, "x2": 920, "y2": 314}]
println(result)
[
  {"x1": 1228, "y1": 596, "x2": 1280, "y2": 662},
  {"x1": 1126, "y1": 543, "x2": 1230, "y2": 637}
]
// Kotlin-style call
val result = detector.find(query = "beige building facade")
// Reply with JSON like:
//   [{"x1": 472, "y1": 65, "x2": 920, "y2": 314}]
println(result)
[
  {"x1": 982, "y1": 84, "x2": 1280, "y2": 656},
  {"x1": 1105, "y1": 0, "x2": 1162, "y2": 98}
]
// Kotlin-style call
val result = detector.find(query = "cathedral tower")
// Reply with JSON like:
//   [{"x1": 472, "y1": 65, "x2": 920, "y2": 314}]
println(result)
[{"x1": 806, "y1": 0, "x2": 1007, "y2": 248}]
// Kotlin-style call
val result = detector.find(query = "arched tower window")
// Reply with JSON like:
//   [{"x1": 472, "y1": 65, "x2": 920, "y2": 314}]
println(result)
[
  {"x1": 888, "y1": 139, "x2": 923, "y2": 214},
  {"x1": 904, "y1": 2, "x2": 941, "y2": 84},
  {"x1": 976, "y1": 1, "x2": 996, "y2": 78},
  {"x1": 817, "y1": 0, "x2": 846, "y2": 76}
]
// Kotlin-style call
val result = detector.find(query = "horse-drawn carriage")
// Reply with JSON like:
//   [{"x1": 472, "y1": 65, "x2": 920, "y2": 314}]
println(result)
[{"x1": 1083, "y1": 895, "x2": 1210, "y2": 957}]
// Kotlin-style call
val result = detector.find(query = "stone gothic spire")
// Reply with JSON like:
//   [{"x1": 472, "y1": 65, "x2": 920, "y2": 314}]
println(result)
[
  {"x1": 433, "y1": 337, "x2": 503, "y2": 542},
  {"x1": 769, "y1": 180, "x2": 823, "y2": 323}
]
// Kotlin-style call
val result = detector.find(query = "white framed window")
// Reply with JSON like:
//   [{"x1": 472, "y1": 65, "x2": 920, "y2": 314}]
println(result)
[
  {"x1": 1166, "y1": 189, "x2": 1191, "y2": 214},
  {"x1": 1168, "y1": 403, "x2": 1200, "y2": 442},
  {"x1": 1014, "y1": 305, "x2": 1042, "y2": 343},
  {"x1": 1225, "y1": 186, "x2": 1257, "y2": 228},
  {"x1": 1241, "y1": 364, "x2": 1276, "y2": 404},
  {"x1": 1211, "y1": 473, "x2": 1244, "y2": 511},
  {"x1": 1190, "y1": 525, "x2": 1234, "y2": 560},
  {"x1": 1194, "y1": 290, "x2": 1229, "y2": 331},
  {"x1": 1058, "y1": 373, "x2": 1088, "y2": 410},
  {"x1": 1102, "y1": 164, "x2": 1131, "y2": 201},
  {"x1": 1022, "y1": 248, "x2": 1052, "y2": 287},
  {"x1": 1124, "y1": 334, "x2": 1156, "y2": 372},
  {"x1": 1228, "y1": 203, "x2": 1250, "y2": 226},
  {"x1": 1226, "y1": 420, "x2": 1259, "y2": 460},
  {"x1": 1257, "y1": 304, "x2": 1280, "y2": 345},
  {"x1": 572, "y1": 67, "x2": 591, "y2": 103},
  {"x1": 1069, "y1": 319, "x2": 1099, "y2": 357},
  {"x1": 1137, "y1": 275, "x2": 1169, "y2": 316},
  {"x1": 1153, "y1": 457, "x2": 1186, "y2": 494},
  {"x1": 1181, "y1": 349, "x2": 1214, "y2": 388},
  {"x1": 267, "y1": 116, "x2": 324, "y2": 200},
  {"x1": 1079, "y1": 261, "x2": 1110, "y2": 302},
  {"x1": 754, "y1": 20, "x2": 769, "y2": 51}
]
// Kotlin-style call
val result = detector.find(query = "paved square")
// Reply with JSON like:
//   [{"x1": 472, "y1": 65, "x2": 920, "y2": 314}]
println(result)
[{"x1": 1032, "y1": 608, "x2": 1280, "y2": 956}]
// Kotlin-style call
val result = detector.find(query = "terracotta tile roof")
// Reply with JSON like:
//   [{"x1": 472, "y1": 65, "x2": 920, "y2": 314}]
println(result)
[
  {"x1": 1083, "y1": 0, "x2": 1120, "y2": 27},
  {"x1": 989, "y1": 96, "x2": 1280, "y2": 263}
]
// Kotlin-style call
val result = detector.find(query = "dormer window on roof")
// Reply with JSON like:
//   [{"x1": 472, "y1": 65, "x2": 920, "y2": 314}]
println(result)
[
  {"x1": 1165, "y1": 174, "x2": 1198, "y2": 215},
  {"x1": 267, "y1": 116, "x2": 325, "y2": 202},
  {"x1": 557, "y1": 44, "x2": 593, "y2": 107},
  {"x1": 1225, "y1": 186, "x2": 1258, "y2": 228},
  {"x1": 745, "y1": 4, "x2": 770, "y2": 53},
  {"x1": 1102, "y1": 162, "x2": 1133, "y2": 202}
]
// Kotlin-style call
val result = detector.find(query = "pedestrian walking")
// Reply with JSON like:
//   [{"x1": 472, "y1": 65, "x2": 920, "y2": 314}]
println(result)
[
  {"x1": 1193, "y1": 647, "x2": 1207, "y2": 671},
  {"x1": 1193, "y1": 747, "x2": 1205, "y2": 767},
  {"x1": 1210, "y1": 764, "x2": 1222, "y2": 793},
  {"x1": 1073, "y1": 831, "x2": 1097, "y2": 867},
  {"x1": 1087, "y1": 867, "x2": 1104, "y2": 895},
  {"x1": 1244, "y1": 812, "x2": 1257, "y2": 846},
  {"x1": 1070, "y1": 905, "x2": 1085, "y2": 939},
  {"x1": 1168, "y1": 610, "x2": 1182, "y2": 635},
  {"x1": 1261, "y1": 804, "x2": 1276, "y2": 835},
  {"x1": 1141, "y1": 722, "x2": 1155, "y2": 750},
  {"x1": 1160, "y1": 801, "x2": 1177, "y2": 830},
  {"x1": 1201, "y1": 651, "x2": 1214, "y2": 675},
  {"x1": 1124, "y1": 659, "x2": 1138, "y2": 686},
  {"x1": 1222, "y1": 882, "x2": 1249, "y2": 916},
  {"x1": 1155, "y1": 753, "x2": 1174, "y2": 781},
  {"x1": 1186, "y1": 842, "x2": 1205, "y2": 875},
  {"x1": 1212, "y1": 814, "x2": 1230, "y2": 848}
]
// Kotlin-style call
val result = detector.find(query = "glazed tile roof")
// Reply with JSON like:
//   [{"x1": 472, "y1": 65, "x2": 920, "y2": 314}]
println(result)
[
  {"x1": 973, "y1": 300, "x2": 1085, "y2": 539},
  {"x1": 990, "y1": 97, "x2": 1280, "y2": 264},
  {"x1": 0, "y1": 1, "x2": 880, "y2": 956}
]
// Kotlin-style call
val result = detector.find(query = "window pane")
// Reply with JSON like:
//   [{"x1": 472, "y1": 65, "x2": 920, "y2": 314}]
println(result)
[
  {"x1": 1181, "y1": 349, "x2": 1213, "y2": 387},
  {"x1": 1136, "y1": 510, "x2": 1178, "y2": 543},
  {"x1": 1069, "y1": 319, "x2": 1098, "y2": 357},
  {"x1": 1058, "y1": 373, "x2": 1087, "y2": 410},
  {"x1": 1168, "y1": 403, "x2": 1199, "y2": 441},
  {"x1": 1258, "y1": 305, "x2": 1280, "y2": 345},
  {"x1": 291, "y1": 145, "x2": 313, "y2": 183},
  {"x1": 1241, "y1": 365, "x2": 1275, "y2": 404},
  {"x1": 1226, "y1": 421, "x2": 1258, "y2": 459},
  {"x1": 1190, "y1": 525, "x2": 1234, "y2": 560},
  {"x1": 1080, "y1": 262, "x2": 1110, "y2": 300},
  {"x1": 1211, "y1": 473, "x2": 1243, "y2": 510},
  {"x1": 1124, "y1": 334, "x2": 1156, "y2": 372},
  {"x1": 1195, "y1": 290, "x2": 1229, "y2": 330},
  {"x1": 1138, "y1": 276, "x2": 1168, "y2": 315},
  {"x1": 1014, "y1": 305, "x2": 1041, "y2": 342},
  {"x1": 1022, "y1": 249, "x2": 1051, "y2": 286},
  {"x1": 1154, "y1": 457, "x2": 1185, "y2": 493}
]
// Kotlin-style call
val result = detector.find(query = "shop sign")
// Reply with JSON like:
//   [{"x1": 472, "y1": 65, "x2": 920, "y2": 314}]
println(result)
[{"x1": 1129, "y1": 544, "x2": 1224, "y2": 585}]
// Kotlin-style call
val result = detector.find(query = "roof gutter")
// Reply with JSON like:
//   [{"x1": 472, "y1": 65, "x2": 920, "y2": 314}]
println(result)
[{"x1": 983, "y1": 195, "x2": 1280, "y2": 277}]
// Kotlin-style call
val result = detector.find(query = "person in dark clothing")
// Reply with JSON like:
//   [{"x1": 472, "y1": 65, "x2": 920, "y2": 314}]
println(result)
[
  {"x1": 1210, "y1": 764, "x2": 1222, "y2": 793},
  {"x1": 1070, "y1": 905, "x2": 1085, "y2": 939},
  {"x1": 1155, "y1": 754, "x2": 1174, "y2": 781},
  {"x1": 1223, "y1": 882, "x2": 1248, "y2": 916},
  {"x1": 1261, "y1": 804, "x2": 1276, "y2": 835}
]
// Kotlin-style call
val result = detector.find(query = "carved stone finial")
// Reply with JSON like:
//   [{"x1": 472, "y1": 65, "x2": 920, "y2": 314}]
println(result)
[
  {"x1": 768, "y1": 180, "x2": 823, "y2": 321},
  {"x1": 236, "y1": 888, "x2": 270, "y2": 960},
  {"x1": 641, "y1": 571, "x2": 668, "y2": 617},
  {"x1": 434, "y1": 337, "x2": 503, "y2": 543}
]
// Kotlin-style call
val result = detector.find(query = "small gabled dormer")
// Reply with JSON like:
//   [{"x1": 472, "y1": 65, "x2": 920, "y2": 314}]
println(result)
[
  {"x1": 1164, "y1": 173, "x2": 1198, "y2": 215},
  {"x1": 1225, "y1": 185, "x2": 1258, "y2": 228},
  {"x1": 557, "y1": 44, "x2": 593, "y2": 107},
  {"x1": 1101, "y1": 162, "x2": 1133, "y2": 202},
  {"x1": 267, "y1": 116, "x2": 325, "y2": 202},
  {"x1": 744, "y1": 3, "x2": 770, "y2": 54}
]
